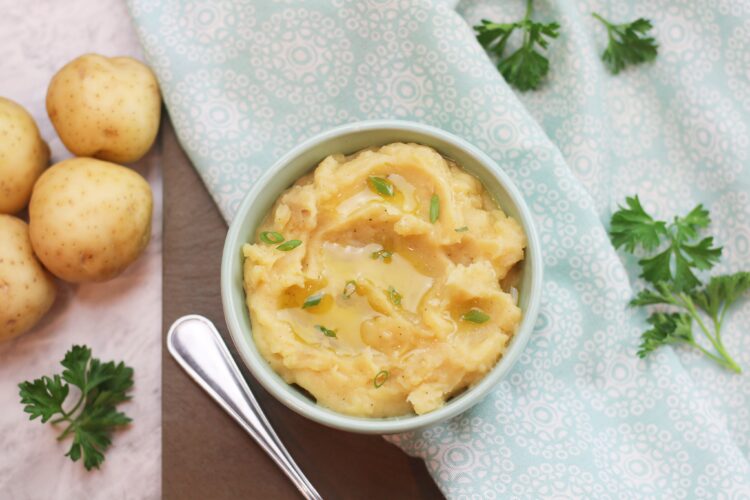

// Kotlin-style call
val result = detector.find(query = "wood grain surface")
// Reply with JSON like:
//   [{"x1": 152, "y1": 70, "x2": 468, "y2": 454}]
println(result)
[{"x1": 162, "y1": 121, "x2": 443, "y2": 500}]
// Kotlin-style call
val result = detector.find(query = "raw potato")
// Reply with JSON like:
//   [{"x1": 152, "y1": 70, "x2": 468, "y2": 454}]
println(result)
[
  {"x1": 0, "y1": 215, "x2": 56, "y2": 342},
  {"x1": 29, "y1": 158, "x2": 153, "y2": 283},
  {"x1": 0, "y1": 97, "x2": 50, "y2": 214},
  {"x1": 46, "y1": 53, "x2": 161, "y2": 164}
]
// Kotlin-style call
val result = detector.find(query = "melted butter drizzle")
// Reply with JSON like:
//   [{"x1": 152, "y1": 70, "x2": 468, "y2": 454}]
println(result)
[{"x1": 277, "y1": 243, "x2": 434, "y2": 354}]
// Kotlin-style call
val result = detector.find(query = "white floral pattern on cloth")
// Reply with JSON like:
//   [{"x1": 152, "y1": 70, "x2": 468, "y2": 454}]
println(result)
[
  {"x1": 251, "y1": 9, "x2": 354, "y2": 106},
  {"x1": 159, "y1": 0, "x2": 256, "y2": 64},
  {"x1": 127, "y1": 0, "x2": 750, "y2": 496}
]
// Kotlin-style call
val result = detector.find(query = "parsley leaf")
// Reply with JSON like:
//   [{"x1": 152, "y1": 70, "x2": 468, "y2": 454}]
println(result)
[
  {"x1": 18, "y1": 345, "x2": 133, "y2": 470},
  {"x1": 681, "y1": 237, "x2": 722, "y2": 271},
  {"x1": 630, "y1": 282, "x2": 678, "y2": 307},
  {"x1": 637, "y1": 312, "x2": 694, "y2": 358},
  {"x1": 612, "y1": 196, "x2": 745, "y2": 373},
  {"x1": 592, "y1": 14, "x2": 658, "y2": 74},
  {"x1": 691, "y1": 272, "x2": 750, "y2": 322},
  {"x1": 67, "y1": 404, "x2": 131, "y2": 470},
  {"x1": 18, "y1": 375, "x2": 69, "y2": 423},
  {"x1": 609, "y1": 198, "x2": 722, "y2": 292},
  {"x1": 638, "y1": 248, "x2": 673, "y2": 286},
  {"x1": 609, "y1": 196, "x2": 666, "y2": 252},
  {"x1": 475, "y1": 0, "x2": 560, "y2": 91},
  {"x1": 60, "y1": 345, "x2": 92, "y2": 389},
  {"x1": 673, "y1": 204, "x2": 711, "y2": 242}
]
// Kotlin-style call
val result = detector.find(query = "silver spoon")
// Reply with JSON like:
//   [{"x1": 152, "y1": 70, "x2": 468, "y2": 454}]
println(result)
[{"x1": 167, "y1": 315, "x2": 323, "y2": 500}]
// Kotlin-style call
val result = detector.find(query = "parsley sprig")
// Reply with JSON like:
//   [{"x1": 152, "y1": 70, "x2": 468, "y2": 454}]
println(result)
[
  {"x1": 18, "y1": 345, "x2": 134, "y2": 470},
  {"x1": 610, "y1": 197, "x2": 748, "y2": 372},
  {"x1": 474, "y1": 0, "x2": 560, "y2": 91},
  {"x1": 592, "y1": 13, "x2": 658, "y2": 74}
]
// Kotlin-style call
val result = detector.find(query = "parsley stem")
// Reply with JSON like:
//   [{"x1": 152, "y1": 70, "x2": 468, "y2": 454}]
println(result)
[
  {"x1": 522, "y1": 0, "x2": 533, "y2": 49},
  {"x1": 717, "y1": 308, "x2": 728, "y2": 338},
  {"x1": 54, "y1": 405, "x2": 72, "y2": 421},
  {"x1": 715, "y1": 341, "x2": 742, "y2": 373},
  {"x1": 591, "y1": 12, "x2": 611, "y2": 28},
  {"x1": 592, "y1": 13, "x2": 618, "y2": 45},
  {"x1": 686, "y1": 340, "x2": 735, "y2": 370},
  {"x1": 680, "y1": 293, "x2": 742, "y2": 373},
  {"x1": 680, "y1": 294, "x2": 721, "y2": 349},
  {"x1": 58, "y1": 422, "x2": 76, "y2": 441},
  {"x1": 715, "y1": 298, "x2": 738, "y2": 343},
  {"x1": 50, "y1": 385, "x2": 86, "y2": 425},
  {"x1": 712, "y1": 310, "x2": 723, "y2": 344},
  {"x1": 61, "y1": 368, "x2": 90, "y2": 422},
  {"x1": 66, "y1": 391, "x2": 86, "y2": 420},
  {"x1": 524, "y1": 0, "x2": 533, "y2": 20}
]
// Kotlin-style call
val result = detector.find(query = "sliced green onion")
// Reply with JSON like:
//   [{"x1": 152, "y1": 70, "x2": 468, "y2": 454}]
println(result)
[
  {"x1": 455, "y1": 226, "x2": 469, "y2": 232},
  {"x1": 343, "y1": 280, "x2": 357, "y2": 298},
  {"x1": 387, "y1": 286, "x2": 402, "y2": 306},
  {"x1": 374, "y1": 370, "x2": 389, "y2": 388},
  {"x1": 371, "y1": 249, "x2": 393, "y2": 261},
  {"x1": 430, "y1": 194, "x2": 440, "y2": 223},
  {"x1": 276, "y1": 239, "x2": 302, "y2": 251},
  {"x1": 302, "y1": 292, "x2": 324, "y2": 309},
  {"x1": 461, "y1": 309, "x2": 490, "y2": 324},
  {"x1": 315, "y1": 325, "x2": 337, "y2": 338},
  {"x1": 367, "y1": 176, "x2": 395, "y2": 197},
  {"x1": 260, "y1": 231, "x2": 285, "y2": 244}
]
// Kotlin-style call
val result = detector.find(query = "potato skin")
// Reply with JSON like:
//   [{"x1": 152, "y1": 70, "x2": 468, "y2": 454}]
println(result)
[
  {"x1": 29, "y1": 158, "x2": 153, "y2": 283},
  {"x1": 46, "y1": 54, "x2": 161, "y2": 164},
  {"x1": 0, "y1": 97, "x2": 50, "y2": 214},
  {"x1": 0, "y1": 215, "x2": 56, "y2": 341}
]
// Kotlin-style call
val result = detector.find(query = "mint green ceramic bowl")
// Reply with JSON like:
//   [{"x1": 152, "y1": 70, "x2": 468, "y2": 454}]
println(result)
[{"x1": 221, "y1": 120, "x2": 542, "y2": 434}]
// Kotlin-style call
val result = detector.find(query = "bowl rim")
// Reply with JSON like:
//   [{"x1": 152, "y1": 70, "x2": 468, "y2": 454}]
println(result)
[{"x1": 221, "y1": 119, "x2": 543, "y2": 434}]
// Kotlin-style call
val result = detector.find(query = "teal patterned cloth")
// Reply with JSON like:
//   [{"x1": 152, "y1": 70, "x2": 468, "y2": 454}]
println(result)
[{"x1": 129, "y1": 0, "x2": 750, "y2": 496}]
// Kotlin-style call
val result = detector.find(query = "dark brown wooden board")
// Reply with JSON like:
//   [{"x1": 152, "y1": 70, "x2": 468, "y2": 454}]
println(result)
[{"x1": 162, "y1": 120, "x2": 444, "y2": 500}]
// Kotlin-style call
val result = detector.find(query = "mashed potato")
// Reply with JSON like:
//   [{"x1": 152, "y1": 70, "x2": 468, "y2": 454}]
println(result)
[{"x1": 242, "y1": 143, "x2": 526, "y2": 417}]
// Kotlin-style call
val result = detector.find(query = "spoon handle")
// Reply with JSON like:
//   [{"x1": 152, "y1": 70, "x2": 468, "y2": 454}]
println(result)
[{"x1": 167, "y1": 315, "x2": 323, "y2": 500}]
